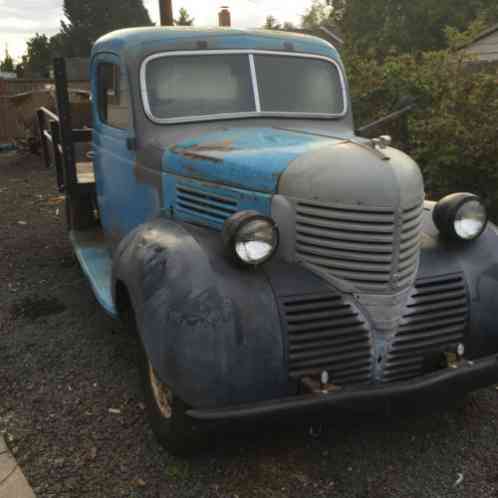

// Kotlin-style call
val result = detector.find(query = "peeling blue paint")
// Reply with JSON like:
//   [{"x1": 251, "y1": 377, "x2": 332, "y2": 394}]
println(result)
[
  {"x1": 163, "y1": 174, "x2": 271, "y2": 230},
  {"x1": 162, "y1": 127, "x2": 337, "y2": 194},
  {"x1": 70, "y1": 230, "x2": 117, "y2": 317}
]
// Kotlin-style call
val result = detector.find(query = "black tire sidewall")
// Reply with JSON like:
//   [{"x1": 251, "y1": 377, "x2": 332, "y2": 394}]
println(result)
[{"x1": 129, "y1": 313, "x2": 202, "y2": 455}]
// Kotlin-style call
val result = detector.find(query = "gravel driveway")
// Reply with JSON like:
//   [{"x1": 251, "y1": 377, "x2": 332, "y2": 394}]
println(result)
[{"x1": 1, "y1": 152, "x2": 498, "y2": 498}]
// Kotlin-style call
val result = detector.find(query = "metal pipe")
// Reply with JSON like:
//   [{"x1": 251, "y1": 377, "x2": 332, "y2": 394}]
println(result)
[
  {"x1": 37, "y1": 109, "x2": 51, "y2": 168},
  {"x1": 39, "y1": 106, "x2": 59, "y2": 122}
]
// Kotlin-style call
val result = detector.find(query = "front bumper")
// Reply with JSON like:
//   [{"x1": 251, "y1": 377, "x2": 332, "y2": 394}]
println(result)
[{"x1": 187, "y1": 355, "x2": 498, "y2": 421}]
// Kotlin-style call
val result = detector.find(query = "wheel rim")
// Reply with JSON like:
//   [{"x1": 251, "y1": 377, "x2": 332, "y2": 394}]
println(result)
[{"x1": 148, "y1": 362, "x2": 173, "y2": 419}]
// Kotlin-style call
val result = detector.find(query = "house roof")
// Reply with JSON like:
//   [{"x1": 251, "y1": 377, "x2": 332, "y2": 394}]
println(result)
[{"x1": 460, "y1": 23, "x2": 498, "y2": 50}]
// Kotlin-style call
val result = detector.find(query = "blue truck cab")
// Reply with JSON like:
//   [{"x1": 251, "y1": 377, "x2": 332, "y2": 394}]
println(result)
[{"x1": 38, "y1": 27, "x2": 498, "y2": 454}]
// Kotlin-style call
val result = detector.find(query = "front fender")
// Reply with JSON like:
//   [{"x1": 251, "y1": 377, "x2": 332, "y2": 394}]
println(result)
[
  {"x1": 112, "y1": 218, "x2": 287, "y2": 409},
  {"x1": 421, "y1": 204, "x2": 498, "y2": 358}
]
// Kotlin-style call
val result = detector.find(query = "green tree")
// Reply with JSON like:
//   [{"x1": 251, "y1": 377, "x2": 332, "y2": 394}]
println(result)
[
  {"x1": 59, "y1": 0, "x2": 153, "y2": 57},
  {"x1": 305, "y1": 0, "x2": 498, "y2": 55},
  {"x1": 344, "y1": 24, "x2": 498, "y2": 216},
  {"x1": 17, "y1": 34, "x2": 53, "y2": 78},
  {"x1": 263, "y1": 15, "x2": 281, "y2": 30},
  {"x1": 175, "y1": 7, "x2": 194, "y2": 26},
  {"x1": 301, "y1": 0, "x2": 333, "y2": 31},
  {"x1": 282, "y1": 22, "x2": 297, "y2": 31},
  {"x1": 0, "y1": 53, "x2": 15, "y2": 73}
]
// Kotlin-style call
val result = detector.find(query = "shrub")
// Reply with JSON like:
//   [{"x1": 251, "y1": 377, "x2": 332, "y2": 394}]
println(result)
[{"x1": 344, "y1": 32, "x2": 498, "y2": 218}]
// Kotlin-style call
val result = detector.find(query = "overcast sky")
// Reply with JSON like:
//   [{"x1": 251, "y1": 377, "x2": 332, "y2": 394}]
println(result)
[{"x1": 0, "y1": 0, "x2": 313, "y2": 61}]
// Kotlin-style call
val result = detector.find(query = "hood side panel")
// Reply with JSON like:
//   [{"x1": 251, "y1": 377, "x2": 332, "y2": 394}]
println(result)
[{"x1": 162, "y1": 127, "x2": 339, "y2": 193}]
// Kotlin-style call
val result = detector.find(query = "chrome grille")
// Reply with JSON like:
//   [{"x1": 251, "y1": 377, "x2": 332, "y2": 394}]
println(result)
[
  {"x1": 295, "y1": 199, "x2": 423, "y2": 292},
  {"x1": 383, "y1": 274, "x2": 468, "y2": 382},
  {"x1": 282, "y1": 292, "x2": 373, "y2": 385}
]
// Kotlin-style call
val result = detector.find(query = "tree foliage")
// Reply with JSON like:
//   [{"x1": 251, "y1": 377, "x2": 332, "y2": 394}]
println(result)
[
  {"x1": 303, "y1": 0, "x2": 498, "y2": 54},
  {"x1": 264, "y1": 15, "x2": 282, "y2": 30},
  {"x1": 0, "y1": 53, "x2": 15, "y2": 73},
  {"x1": 345, "y1": 25, "x2": 498, "y2": 216},
  {"x1": 15, "y1": 34, "x2": 53, "y2": 78},
  {"x1": 262, "y1": 16, "x2": 296, "y2": 32},
  {"x1": 301, "y1": 0, "x2": 333, "y2": 31},
  {"x1": 299, "y1": 2, "x2": 498, "y2": 217},
  {"x1": 175, "y1": 7, "x2": 194, "y2": 26},
  {"x1": 58, "y1": 0, "x2": 153, "y2": 57}
]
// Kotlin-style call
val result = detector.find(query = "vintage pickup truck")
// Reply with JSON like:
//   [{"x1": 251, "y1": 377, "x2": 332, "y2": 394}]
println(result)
[{"x1": 38, "y1": 27, "x2": 498, "y2": 454}]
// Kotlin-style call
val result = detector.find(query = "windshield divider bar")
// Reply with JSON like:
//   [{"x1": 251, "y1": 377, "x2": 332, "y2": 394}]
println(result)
[{"x1": 249, "y1": 54, "x2": 261, "y2": 113}]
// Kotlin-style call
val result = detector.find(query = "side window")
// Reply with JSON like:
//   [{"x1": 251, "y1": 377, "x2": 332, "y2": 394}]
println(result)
[{"x1": 97, "y1": 62, "x2": 130, "y2": 129}]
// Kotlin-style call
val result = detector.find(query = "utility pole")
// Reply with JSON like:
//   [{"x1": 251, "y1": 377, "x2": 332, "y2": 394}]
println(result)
[{"x1": 159, "y1": 0, "x2": 174, "y2": 26}]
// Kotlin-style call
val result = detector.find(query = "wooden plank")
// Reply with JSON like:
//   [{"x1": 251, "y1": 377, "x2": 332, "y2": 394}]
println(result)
[
  {"x1": 76, "y1": 161, "x2": 95, "y2": 184},
  {"x1": 1, "y1": 79, "x2": 90, "y2": 96}
]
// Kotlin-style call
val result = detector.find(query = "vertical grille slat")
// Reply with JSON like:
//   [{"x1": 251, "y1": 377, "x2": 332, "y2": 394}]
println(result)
[
  {"x1": 384, "y1": 274, "x2": 469, "y2": 382},
  {"x1": 395, "y1": 203, "x2": 424, "y2": 289},
  {"x1": 282, "y1": 292, "x2": 373, "y2": 385},
  {"x1": 294, "y1": 199, "x2": 424, "y2": 292}
]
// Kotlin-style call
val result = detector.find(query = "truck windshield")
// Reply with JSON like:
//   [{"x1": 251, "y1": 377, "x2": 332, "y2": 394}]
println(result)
[{"x1": 142, "y1": 52, "x2": 346, "y2": 123}]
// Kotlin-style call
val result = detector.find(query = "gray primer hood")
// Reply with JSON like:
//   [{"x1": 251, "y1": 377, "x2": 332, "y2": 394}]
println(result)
[
  {"x1": 278, "y1": 141, "x2": 424, "y2": 210},
  {"x1": 275, "y1": 139, "x2": 425, "y2": 297}
]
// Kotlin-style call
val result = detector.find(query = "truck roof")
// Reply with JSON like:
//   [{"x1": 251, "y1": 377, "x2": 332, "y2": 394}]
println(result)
[{"x1": 92, "y1": 27, "x2": 341, "y2": 63}]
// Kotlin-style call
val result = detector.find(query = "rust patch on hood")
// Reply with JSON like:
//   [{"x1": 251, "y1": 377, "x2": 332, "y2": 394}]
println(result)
[{"x1": 171, "y1": 140, "x2": 236, "y2": 163}]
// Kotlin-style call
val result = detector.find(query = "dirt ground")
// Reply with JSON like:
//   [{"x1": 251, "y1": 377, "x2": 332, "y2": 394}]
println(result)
[{"x1": 1, "y1": 152, "x2": 498, "y2": 498}]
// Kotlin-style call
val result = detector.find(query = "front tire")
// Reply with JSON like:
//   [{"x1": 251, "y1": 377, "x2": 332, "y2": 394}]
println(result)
[
  {"x1": 120, "y1": 303, "x2": 204, "y2": 456},
  {"x1": 140, "y1": 349, "x2": 202, "y2": 455}
]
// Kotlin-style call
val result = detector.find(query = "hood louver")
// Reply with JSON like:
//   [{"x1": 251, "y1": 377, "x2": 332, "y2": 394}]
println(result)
[{"x1": 175, "y1": 184, "x2": 238, "y2": 224}]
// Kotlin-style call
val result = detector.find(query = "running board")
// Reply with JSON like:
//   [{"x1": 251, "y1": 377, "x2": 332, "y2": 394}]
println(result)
[{"x1": 70, "y1": 229, "x2": 117, "y2": 318}]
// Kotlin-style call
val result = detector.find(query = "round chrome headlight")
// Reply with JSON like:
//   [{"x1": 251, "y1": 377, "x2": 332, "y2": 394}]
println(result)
[
  {"x1": 223, "y1": 211, "x2": 279, "y2": 266},
  {"x1": 433, "y1": 193, "x2": 487, "y2": 241}
]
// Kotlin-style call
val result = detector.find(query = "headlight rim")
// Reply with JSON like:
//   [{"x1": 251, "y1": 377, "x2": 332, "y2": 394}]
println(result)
[
  {"x1": 223, "y1": 210, "x2": 279, "y2": 266},
  {"x1": 433, "y1": 192, "x2": 488, "y2": 242}
]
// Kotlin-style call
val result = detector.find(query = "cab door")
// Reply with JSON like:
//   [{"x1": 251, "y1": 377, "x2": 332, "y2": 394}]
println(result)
[{"x1": 92, "y1": 53, "x2": 159, "y2": 245}]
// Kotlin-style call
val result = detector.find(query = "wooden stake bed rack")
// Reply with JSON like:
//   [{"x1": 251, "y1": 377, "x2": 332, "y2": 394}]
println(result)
[{"x1": 37, "y1": 58, "x2": 97, "y2": 229}]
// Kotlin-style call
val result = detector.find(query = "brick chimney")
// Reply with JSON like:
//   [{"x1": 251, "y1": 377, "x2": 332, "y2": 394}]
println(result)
[{"x1": 218, "y1": 6, "x2": 231, "y2": 27}]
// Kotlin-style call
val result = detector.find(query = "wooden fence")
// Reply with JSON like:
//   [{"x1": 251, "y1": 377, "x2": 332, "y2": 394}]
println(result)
[
  {"x1": 0, "y1": 98, "x2": 22, "y2": 142},
  {"x1": 0, "y1": 79, "x2": 90, "y2": 96},
  {"x1": 0, "y1": 79, "x2": 90, "y2": 142}
]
